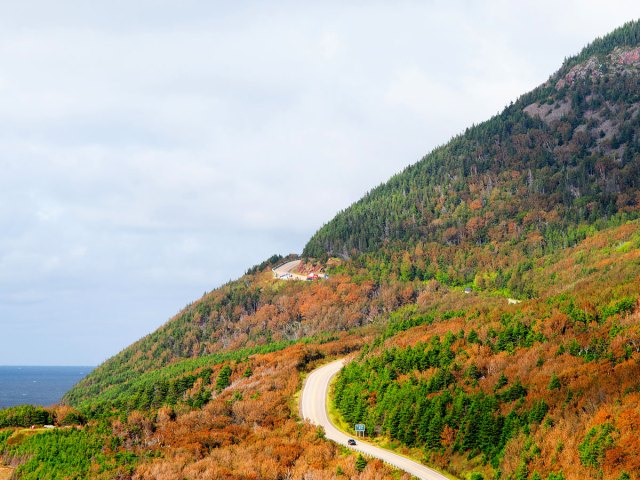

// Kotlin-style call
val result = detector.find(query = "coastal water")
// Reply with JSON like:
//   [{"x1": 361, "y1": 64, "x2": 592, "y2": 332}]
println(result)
[{"x1": 0, "y1": 366, "x2": 93, "y2": 408}]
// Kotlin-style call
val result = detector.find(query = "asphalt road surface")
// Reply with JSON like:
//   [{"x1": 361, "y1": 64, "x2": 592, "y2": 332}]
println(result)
[
  {"x1": 301, "y1": 359, "x2": 451, "y2": 480},
  {"x1": 272, "y1": 259, "x2": 307, "y2": 280}
]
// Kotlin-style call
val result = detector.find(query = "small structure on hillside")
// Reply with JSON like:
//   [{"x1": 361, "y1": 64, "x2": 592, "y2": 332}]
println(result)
[{"x1": 306, "y1": 272, "x2": 329, "y2": 281}]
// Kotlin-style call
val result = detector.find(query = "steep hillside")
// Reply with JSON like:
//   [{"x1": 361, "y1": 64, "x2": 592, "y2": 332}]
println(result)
[
  {"x1": 304, "y1": 20, "x2": 640, "y2": 259},
  {"x1": 333, "y1": 221, "x2": 640, "y2": 479},
  {"x1": 63, "y1": 261, "x2": 410, "y2": 405},
  {"x1": 71, "y1": 20, "x2": 640, "y2": 407},
  {"x1": 2, "y1": 20, "x2": 640, "y2": 480}
]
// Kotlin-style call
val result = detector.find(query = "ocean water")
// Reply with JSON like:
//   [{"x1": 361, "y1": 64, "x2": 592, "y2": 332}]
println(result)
[{"x1": 0, "y1": 366, "x2": 94, "y2": 409}]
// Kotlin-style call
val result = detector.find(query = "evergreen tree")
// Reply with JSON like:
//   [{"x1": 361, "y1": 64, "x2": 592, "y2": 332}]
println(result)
[
  {"x1": 548, "y1": 373, "x2": 561, "y2": 390},
  {"x1": 216, "y1": 365, "x2": 233, "y2": 392}
]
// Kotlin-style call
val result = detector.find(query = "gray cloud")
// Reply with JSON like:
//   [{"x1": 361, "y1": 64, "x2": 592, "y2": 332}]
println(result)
[{"x1": 1, "y1": 1, "x2": 639, "y2": 364}]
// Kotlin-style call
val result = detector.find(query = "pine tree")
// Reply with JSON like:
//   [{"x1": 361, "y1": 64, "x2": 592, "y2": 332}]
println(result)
[
  {"x1": 166, "y1": 382, "x2": 178, "y2": 405},
  {"x1": 467, "y1": 329, "x2": 480, "y2": 344},
  {"x1": 216, "y1": 365, "x2": 233, "y2": 392},
  {"x1": 514, "y1": 461, "x2": 529, "y2": 480},
  {"x1": 425, "y1": 413, "x2": 443, "y2": 450},
  {"x1": 548, "y1": 373, "x2": 561, "y2": 390}
]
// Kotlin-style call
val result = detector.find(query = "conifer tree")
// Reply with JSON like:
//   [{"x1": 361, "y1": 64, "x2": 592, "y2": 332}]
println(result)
[{"x1": 216, "y1": 365, "x2": 233, "y2": 392}]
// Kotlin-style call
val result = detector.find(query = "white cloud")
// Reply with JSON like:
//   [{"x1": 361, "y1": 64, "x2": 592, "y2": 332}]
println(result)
[{"x1": 319, "y1": 31, "x2": 342, "y2": 61}]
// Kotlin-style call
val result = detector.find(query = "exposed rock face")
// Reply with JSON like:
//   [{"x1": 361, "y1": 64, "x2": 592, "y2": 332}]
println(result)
[
  {"x1": 521, "y1": 46, "x2": 640, "y2": 166},
  {"x1": 555, "y1": 46, "x2": 640, "y2": 90},
  {"x1": 523, "y1": 99, "x2": 571, "y2": 124}
]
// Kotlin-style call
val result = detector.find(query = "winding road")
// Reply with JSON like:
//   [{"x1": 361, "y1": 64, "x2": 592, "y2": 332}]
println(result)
[{"x1": 301, "y1": 359, "x2": 451, "y2": 480}]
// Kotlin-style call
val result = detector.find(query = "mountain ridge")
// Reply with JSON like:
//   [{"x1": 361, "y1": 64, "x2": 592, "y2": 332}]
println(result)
[{"x1": 303, "y1": 19, "x2": 640, "y2": 259}]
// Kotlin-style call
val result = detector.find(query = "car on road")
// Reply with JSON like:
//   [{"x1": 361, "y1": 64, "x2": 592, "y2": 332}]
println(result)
[{"x1": 347, "y1": 439, "x2": 356, "y2": 446}]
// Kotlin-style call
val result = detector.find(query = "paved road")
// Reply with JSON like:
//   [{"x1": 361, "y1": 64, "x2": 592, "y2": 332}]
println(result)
[
  {"x1": 272, "y1": 259, "x2": 307, "y2": 280},
  {"x1": 301, "y1": 359, "x2": 451, "y2": 480}
]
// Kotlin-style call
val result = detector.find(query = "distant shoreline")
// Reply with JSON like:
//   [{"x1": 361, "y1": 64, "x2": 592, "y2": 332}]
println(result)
[
  {"x1": 0, "y1": 365, "x2": 95, "y2": 368},
  {"x1": 0, "y1": 366, "x2": 94, "y2": 409}
]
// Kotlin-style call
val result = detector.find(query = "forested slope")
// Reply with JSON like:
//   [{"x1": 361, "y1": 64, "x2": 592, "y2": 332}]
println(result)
[
  {"x1": 63, "y1": 258, "x2": 413, "y2": 405},
  {"x1": 69, "y1": 19, "x2": 640, "y2": 412},
  {"x1": 333, "y1": 221, "x2": 640, "y2": 479},
  {"x1": 304, "y1": 20, "x2": 640, "y2": 259}
]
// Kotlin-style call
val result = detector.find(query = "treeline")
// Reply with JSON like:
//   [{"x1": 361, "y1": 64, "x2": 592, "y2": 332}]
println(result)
[
  {"x1": 245, "y1": 253, "x2": 286, "y2": 275},
  {"x1": 0, "y1": 405, "x2": 52, "y2": 428},
  {"x1": 0, "y1": 405, "x2": 85, "y2": 428},
  {"x1": 564, "y1": 19, "x2": 640, "y2": 68}
]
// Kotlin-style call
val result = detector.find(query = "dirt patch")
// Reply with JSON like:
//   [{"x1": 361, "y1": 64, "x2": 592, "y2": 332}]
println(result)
[
  {"x1": 596, "y1": 118, "x2": 618, "y2": 142},
  {"x1": 523, "y1": 100, "x2": 571, "y2": 124},
  {"x1": 0, "y1": 466, "x2": 14, "y2": 480}
]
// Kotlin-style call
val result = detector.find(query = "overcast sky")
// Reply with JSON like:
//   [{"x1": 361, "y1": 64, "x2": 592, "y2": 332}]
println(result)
[{"x1": 1, "y1": 1, "x2": 639, "y2": 365}]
